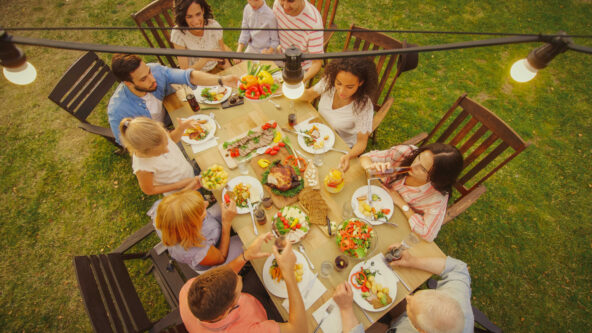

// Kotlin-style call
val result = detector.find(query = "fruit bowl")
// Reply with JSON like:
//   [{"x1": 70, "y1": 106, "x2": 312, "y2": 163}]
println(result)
[{"x1": 324, "y1": 168, "x2": 344, "y2": 194}]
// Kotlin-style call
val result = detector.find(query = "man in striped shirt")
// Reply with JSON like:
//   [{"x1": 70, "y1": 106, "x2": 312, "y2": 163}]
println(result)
[{"x1": 273, "y1": 0, "x2": 324, "y2": 82}]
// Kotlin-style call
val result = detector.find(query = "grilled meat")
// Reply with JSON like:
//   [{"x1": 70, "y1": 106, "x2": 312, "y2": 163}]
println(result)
[{"x1": 266, "y1": 163, "x2": 301, "y2": 192}]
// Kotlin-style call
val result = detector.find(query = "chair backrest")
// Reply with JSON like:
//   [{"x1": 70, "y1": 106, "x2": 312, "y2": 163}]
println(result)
[
  {"x1": 308, "y1": 0, "x2": 339, "y2": 31},
  {"x1": 421, "y1": 94, "x2": 529, "y2": 200},
  {"x1": 342, "y1": 24, "x2": 415, "y2": 109},
  {"x1": 131, "y1": 0, "x2": 178, "y2": 68},
  {"x1": 48, "y1": 51, "x2": 116, "y2": 123}
]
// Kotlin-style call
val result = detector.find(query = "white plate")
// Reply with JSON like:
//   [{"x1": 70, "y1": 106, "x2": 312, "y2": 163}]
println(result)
[
  {"x1": 262, "y1": 251, "x2": 314, "y2": 298},
  {"x1": 238, "y1": 74, "x2": 283, "y2": 102},
  {"x1": 351, "y1": 186, "x2": 394, "y2": 225},
  {"x1": 348, "y1": 253, "x2": 398, "y2": 312},
  {"x1": 194, "y1": 85, "x2": 231, "y2": 104},
  {"x1": 180, "y1": 114, "x2": 216, "y2": 145},
  {"x1": 222, "y1": 176, "x2": 264, "y2": 214},
  {"x1": 297, "y1": 123, "x2": 335, "y2": 154}
]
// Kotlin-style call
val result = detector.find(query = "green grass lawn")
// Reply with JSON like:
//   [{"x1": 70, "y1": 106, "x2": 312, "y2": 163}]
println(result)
[{"x1": 1, "y1": 0, "x2": 591, "y2": 331}]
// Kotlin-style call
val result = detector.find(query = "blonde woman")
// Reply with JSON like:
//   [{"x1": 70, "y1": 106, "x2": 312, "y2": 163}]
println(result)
[
  {"x1": 154, "y1": 190, "x2": 244, "y2": 271},
  {"x1": 119, "y1": 117, "x2": 201, "y2": 196}
]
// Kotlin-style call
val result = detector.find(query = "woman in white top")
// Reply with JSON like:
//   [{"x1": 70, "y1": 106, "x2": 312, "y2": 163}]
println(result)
[
  {"x1": 171, "y1": 0, "x2": 231, "y2": 72},
  {"x1": 300, "y1": 57, "x2": 378, "y2": 171}
]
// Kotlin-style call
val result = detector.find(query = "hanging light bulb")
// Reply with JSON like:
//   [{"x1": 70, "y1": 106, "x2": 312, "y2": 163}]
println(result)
[
  {"x1": 282, "y1": 46, "x2": 304, "y2": 99},
  {"x1": 1, "y1": 30, "x2": 37, "y2": 85},
  {"x1": 510, "y1": 32, "x2": 571, "y2": 83}
]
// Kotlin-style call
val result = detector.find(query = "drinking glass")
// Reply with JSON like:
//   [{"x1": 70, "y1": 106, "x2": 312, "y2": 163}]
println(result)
[
  {"x1": 319, "y1": 260, "x2": 333, "y2": 278},
  {"x1": 237, "y1": 159, "x2": 249, "y2": 175},
  {"x1": 313, "y1": 153, "x2": 324, "y2": 167},
  {"x1": 385, "y1": 233, "x2": 420, "y2": 262}
]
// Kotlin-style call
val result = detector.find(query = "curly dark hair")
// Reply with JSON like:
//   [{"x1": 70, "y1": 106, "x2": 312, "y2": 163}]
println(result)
[
  {"x1": 321, "y1": 57, "x2": 378, "y2": 114},
  {"x1": 174, "y1": 0, "x2": 214, "y2": 32},
  {"x1": 397, "y1": 143, "x2": 464, "y2": 196}
]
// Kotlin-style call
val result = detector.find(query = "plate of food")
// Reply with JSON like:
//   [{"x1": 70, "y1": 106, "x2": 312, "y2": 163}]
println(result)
[
  {"x1": 199, "y1": 164, "x2": 228, "y2": 190},
  {"x1": 272, "y1": 205, "x2": 310, "y2": 243},
  {"x1": 261, "y1": 160, "x2": 304, "y2": 197},
  {"x1": 262, "y1": 251, "x2": 314, "y2": 298},
  {"x1": 238, "y1": 62, "x2": 282, "y2": 101},
  {"x1": 195, "y1": 86, "x2": 232, "y2": 104},
  {"x1": 351, "y1": 185, "x2": 394, "y2": 225},
  {"x1": 349, "y1": 253, "x2": 398, "y2": 312},
  {"x1": 296, "y1": 123, "x2": 335, "y2": 154},
  {"x1": 222, "y1": 176, "x2": 264, "y2": 214},
  {"x1": 222, "y1": 121, "x2": 281, "y2": 162},
  {"x1": 336, "y1": 218, "x2": 377, "y2": 259},
  {"x1": 181, "y1": 114, "x2": 216, "y2": 145}
]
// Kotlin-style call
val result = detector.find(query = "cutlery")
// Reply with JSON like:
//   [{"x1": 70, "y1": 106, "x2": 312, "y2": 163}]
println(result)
[
  {"x1": 328, "y1": 148, "x2": 348, "y2": 154},
  {"x1": 313, "y1": 304, "x2": 335, "y2": 333},
  {"x1": 367, "y1": 179, "x2": 373, "y2": 205},
  {"x1": 391, "y1": 269, "x2": 411, "y2": 291},
  {"x1": 359, "y1": 216, "x2": 398, "y2": 227},
  {"x1": 267, "y1": 99, "x2": 281, "y2": 109},
  {"x1": 281, "y1": 127, "x2": 313, "y2": 139},
  {"x1": 246, "y1": 198, "x2": 258, "y2": 235},
  {"x1": 298, "y1": 244, "x2": 315, "y2": 270},
  {"x1": 209, "y1": 112, "x2": 221, "y2": 129},
  {"x1": 360, "y1": 306, "x2": 373, "y2": 323},
  {"x1": 302, "y1": 272, "x2": 319, "y2": 299},
  {"x1": 326, "y1": 216, "x2": 332, "y2": 236}
]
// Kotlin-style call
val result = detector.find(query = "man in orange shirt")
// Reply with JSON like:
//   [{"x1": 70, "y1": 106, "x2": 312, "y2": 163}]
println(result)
[{"x1": 178, "y1": 232, "x2": 307, "y2": 332}]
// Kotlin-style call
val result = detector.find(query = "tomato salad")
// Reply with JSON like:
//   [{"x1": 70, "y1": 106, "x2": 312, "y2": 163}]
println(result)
[{"x1": 336, "y1": 219, "x2": 375, "y2": 259}]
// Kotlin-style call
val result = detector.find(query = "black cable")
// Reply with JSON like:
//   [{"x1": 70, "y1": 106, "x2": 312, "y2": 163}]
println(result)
[{"x1": 4, "y1": 26, "x2": 592, "y2": 39}]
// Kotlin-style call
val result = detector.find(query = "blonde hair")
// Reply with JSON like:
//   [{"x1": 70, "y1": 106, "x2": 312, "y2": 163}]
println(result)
[
  {"x1": 119, "y1": 117, "x2": 169, "y2": 155},
  {"x1": 155, "y1": 190, "x2": 207, "y2": 249}
]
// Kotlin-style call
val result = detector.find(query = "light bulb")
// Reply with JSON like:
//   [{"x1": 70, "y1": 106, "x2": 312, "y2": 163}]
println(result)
[
  {"x1": 510, "y1": 59, "x2": 537, "y2": 83},
  {"x1": 282, "y1": 81, "x2": 304, "y2": 99},
  {"x1": 3, "y1": 61, "x2": 37, "y2": 85}
]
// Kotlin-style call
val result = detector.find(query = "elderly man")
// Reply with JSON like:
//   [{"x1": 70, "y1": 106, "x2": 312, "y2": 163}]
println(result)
[
  {"x1": 178, "y1": 232, "x2": 307, "y2": 333},
  {"x1": 107, "y1": 54, "x2": 238, "y2": 144},
  {"x1": 333, "y1": 248, "x2": 474, "y2": 333},
  {"x1": 273, "y1": 0, "x2": 323, "y2": 82}
]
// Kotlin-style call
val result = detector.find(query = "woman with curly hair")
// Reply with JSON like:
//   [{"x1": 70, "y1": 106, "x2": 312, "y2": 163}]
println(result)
[
  {"x1": 300, "y1": 57, "x2": 378, "y2": 171},
  {"x1": 360, "y1": 143, "x2": 464, "y2": 242},
  {"x1": 171, "y1": 0, "x2": 231, "y2": 72}
]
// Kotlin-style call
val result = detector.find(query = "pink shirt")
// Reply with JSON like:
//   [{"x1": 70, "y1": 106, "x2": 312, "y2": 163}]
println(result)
[
  {"x1": 273, "y1": 0, "x2": 324, "y2": 70},
  {"x1": 179, "y1": 278, "x2": 280, "y2": 333},
  {"x1": 364, "y1": 145, "x2": 448, "y2": 242}
]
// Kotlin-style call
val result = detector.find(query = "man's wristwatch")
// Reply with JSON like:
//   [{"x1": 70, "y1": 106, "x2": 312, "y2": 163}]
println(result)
[
  {"x1": 401, "y1": 204, "x2": 410, "y2": 212},
  {"x1": 218, "y1": 77, "x2": 224, "y2": 86}
]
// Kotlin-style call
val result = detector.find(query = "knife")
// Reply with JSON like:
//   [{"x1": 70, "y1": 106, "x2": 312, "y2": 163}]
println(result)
[
  {"x1": 281, "y1": 127, "x2": 314, "y2": 139},
  {"x1": 326, "y1": 216, "x2": 332, "y2": 236},
  {"x1": 302, "y1": 272, "x2": 319, "y2": 299},
  {"x1": 391, "y1": 269, "x2": 411, "y2": 291},
  {"x1": 246, "y1": 198, "x2": 258, "y2": 235},
  {"x1": 367, "y1": 179, "x2": 373, "y2": 205}
]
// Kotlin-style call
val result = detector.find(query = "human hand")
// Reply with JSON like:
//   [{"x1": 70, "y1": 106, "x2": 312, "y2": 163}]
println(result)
[
  {"x1": 338, "y1": 155, "x2": 351, "y2": 172},
  {"x1": 333, "y1": 282, "x2": 354, "y2": 311},
  {"x1": 222, "y1": 75, "x2": 240, "y2": 87},
  {"x1": 244, "y1": 232, "x2": 274, "y2": 261},
  {"x1": 261, "y1": 47, "x2": 275, "y2": 55},
  {"x1": 221, "y1": 197, "x2": 237, "y2": 225},
  {"x1": 368, "y1": 162, "x2": 391, "y2": 174},
  {"x1": 177, "y1": 117, "x2": 199, "y2": 130},
  {"x1": 183, "y1": 176, "x2": 202, "y2": 191},
  {"x1": 272, "y1": 241, "x2": 296, "y2": 274},
  {"x1": 387, "y1": 243, "x2": 414, "y2": 269}
]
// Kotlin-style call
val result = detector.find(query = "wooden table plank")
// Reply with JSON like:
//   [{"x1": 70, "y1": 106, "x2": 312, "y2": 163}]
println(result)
[{"x1": 164, "y1": 61, "x2": 445, "y2": 332}]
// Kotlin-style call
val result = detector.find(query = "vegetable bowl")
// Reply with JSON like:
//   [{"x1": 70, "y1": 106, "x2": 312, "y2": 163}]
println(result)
[
  {"x1": 335, "y1": 218, "x2": 377, "y2": 259},
  {"x1": 238, "y1": 61, "x2": 282, "y2": 101}
]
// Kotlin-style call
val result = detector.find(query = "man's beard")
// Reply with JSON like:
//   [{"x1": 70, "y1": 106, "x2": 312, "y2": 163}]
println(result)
[{"x1": 134, "y1": 84, "x2": 157, "y2": 93}]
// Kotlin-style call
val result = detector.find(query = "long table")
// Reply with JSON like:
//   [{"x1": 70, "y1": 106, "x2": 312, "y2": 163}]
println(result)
[{"x1": 164, "y1": 62, "x2": 445, "y2": 332}]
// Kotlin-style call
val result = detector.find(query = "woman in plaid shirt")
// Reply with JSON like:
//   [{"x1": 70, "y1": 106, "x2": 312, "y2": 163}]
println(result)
[{"x1": 359, "y1": 143, "x2": 463, "y2": 242}]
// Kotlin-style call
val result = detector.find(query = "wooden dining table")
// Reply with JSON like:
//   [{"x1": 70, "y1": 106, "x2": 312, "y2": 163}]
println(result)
[{"x1": 164, "y1": 61, "x2": 445, "y2": 332}]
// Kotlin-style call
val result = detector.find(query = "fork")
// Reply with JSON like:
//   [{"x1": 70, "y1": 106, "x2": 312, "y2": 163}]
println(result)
[
  {"x1": 313, "y1": 304, "x2": 335, "y2": 333},
  {"x1": 298, "y1": 244, "x2": 315, "y2": 270},
  {"x1": 209, "y1": 112, "x2": 221, "y2": 129}
]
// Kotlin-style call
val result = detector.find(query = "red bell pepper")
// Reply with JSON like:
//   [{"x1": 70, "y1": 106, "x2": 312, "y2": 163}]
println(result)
[
  {"x1": 245, "y1": 86, "x2": 260, "y2": 99},
  {"x1": 260, "y1": 83, "x2": 272, "y2": 96}
]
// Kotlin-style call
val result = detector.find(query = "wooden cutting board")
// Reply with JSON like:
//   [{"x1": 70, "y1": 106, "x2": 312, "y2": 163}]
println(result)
[{"x1": 250, "y1": 147, "x2": 302, "y2": 208}]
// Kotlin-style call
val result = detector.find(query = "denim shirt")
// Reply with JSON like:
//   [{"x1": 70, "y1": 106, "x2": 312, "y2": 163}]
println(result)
[{"x1": 107, "y1": 63, "x2": 195, "y2": 144}]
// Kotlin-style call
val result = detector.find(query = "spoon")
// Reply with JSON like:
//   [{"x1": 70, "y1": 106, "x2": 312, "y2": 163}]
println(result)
[{"x1": 267, "y1": 99, "x2": 281, "y2": 109}]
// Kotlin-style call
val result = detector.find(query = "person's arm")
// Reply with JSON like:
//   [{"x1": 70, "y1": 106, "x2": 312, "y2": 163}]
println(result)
[
  {"x1": 388, "y1": 248, "x2": 446, "y2": 275},
  {"x1": 188, "y1": 70, "x2": 239, "y2": 88},
  {"x1": 237, "y1": 6, "x2": 250, "y2": 53},
  {"x1": 299, "y1": 86, "x2": 321, "y2": 103},
  {"x1": 169, "y1": 117, "x2": 200, "y2": 142},
  {"x1": 199, "y1": 199, "x2": 236, "y2": 266},
  {"x1": 302, "y1": 59, "x2": 322, "y2": 83},
  {"x1": 227, "y1": 232, "x2": 273, "y2": 273},
  {"x1": 333, "y1": 282, "x2": 361, "y2": 333},
  {"x1": 339, "y1": 132, "x2": 370, "y2": 172},
  {"x1": 274, "y1": 243, "x2": 307, "y2": 333},
  {"x1": 172, "y1": 42, "x2": 192, "y2": 70},
  {"x1": 135, "y1": 171, "x2": 200, "y2": 195}
]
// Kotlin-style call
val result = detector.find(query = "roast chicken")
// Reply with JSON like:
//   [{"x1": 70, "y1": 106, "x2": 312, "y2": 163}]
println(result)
[{"x1": 266, "y1": 163, "x2": 301, "y2": 192}]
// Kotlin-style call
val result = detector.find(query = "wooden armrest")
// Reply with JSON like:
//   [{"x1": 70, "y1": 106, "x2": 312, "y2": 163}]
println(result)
[
  {"x1": 444, "y1": 185, "x2": 486, "y2": 224},
  {"x1": 112, "y1": 222, "x2": 155, "y2": 254},
  {"x1": 473, "y1": 305, "x2": 502, "y2": 333},
  {"x1": 372, "y1": 96, "x2": 395, "y2": 132},
  {"x1": 77, "y1": 122, "x2": 115, "y2": 140},
  {"x1": 150, "y1": 308, "x2": 185, "y2": 333},
  {"x1": 401, "y1": 132, "x2": 428, "y2": 146}
]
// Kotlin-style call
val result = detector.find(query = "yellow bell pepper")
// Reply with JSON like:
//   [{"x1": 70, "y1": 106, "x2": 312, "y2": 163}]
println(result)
[
  {"x1": 272, "y1": 131, "x2": 282, "y2": 143},
  {"x1": 257, "y1": 159, "x2": 271, "y2": 168},
  {"x1": 257, "y1": 70, "x2": 274, "y2": 85}
]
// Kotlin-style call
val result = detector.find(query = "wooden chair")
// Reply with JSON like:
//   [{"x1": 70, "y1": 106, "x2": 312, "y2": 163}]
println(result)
[
  {"x1": 309, "y1": 0, "x2": 339, "y2": 51},
  {"x1": 74, "y1": 223, "x2": 197, "y2": 332},
  {"x1": 343, "y1": 24, "x2": 419, "y2": 142},
  {"x1": 48, "y1": 51, "x2": 119, "y2": 148},
  {"x1": 403, "y1": 94, "x2": 529, "y2": 223},
  {"x1": 131, "y1": 0, "x2": 178, "y2": 68}
]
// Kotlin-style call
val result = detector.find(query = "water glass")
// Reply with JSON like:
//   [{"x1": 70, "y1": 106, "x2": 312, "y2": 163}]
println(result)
[
  {"x1": 237, "y1": 159, "x2": 249, "y2": 175},
  {"x1": 313, "y1": 153, "x2": 324, "y2": 167},
  {"x1": 319, "y1": 260, "x2": 333, "y2": 278}
]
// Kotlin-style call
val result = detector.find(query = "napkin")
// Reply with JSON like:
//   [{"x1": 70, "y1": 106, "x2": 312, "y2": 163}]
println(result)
[
  {"x1": 312, "y1": 299, "x2": 342, "y2": 333},
  {"x1": 191, "y1": 138, "x2": 218, "y2": 154},
  {"x1": 281, "y1": 278, "x2": 327, "y2": 311}
]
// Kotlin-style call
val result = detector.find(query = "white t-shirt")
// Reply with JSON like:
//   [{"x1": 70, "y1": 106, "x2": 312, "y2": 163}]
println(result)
[
  {"x1": 313, "y1": 79, "x2": 374, "y2": 147},
  {"x1": 170, "y1": 20, "x2": 223, "y2": 72},
  {"x1": 141, "y1": 93, "x2": 165, "y2": 123},
  {"x1": 132, "y1": 138, "x2": 194, "y2": 196}
]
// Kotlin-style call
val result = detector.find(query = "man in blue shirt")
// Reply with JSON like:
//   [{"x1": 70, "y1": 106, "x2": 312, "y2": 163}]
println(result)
[{"x1": 107, "y1": 54, "x2": 238, "y2": 144}]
